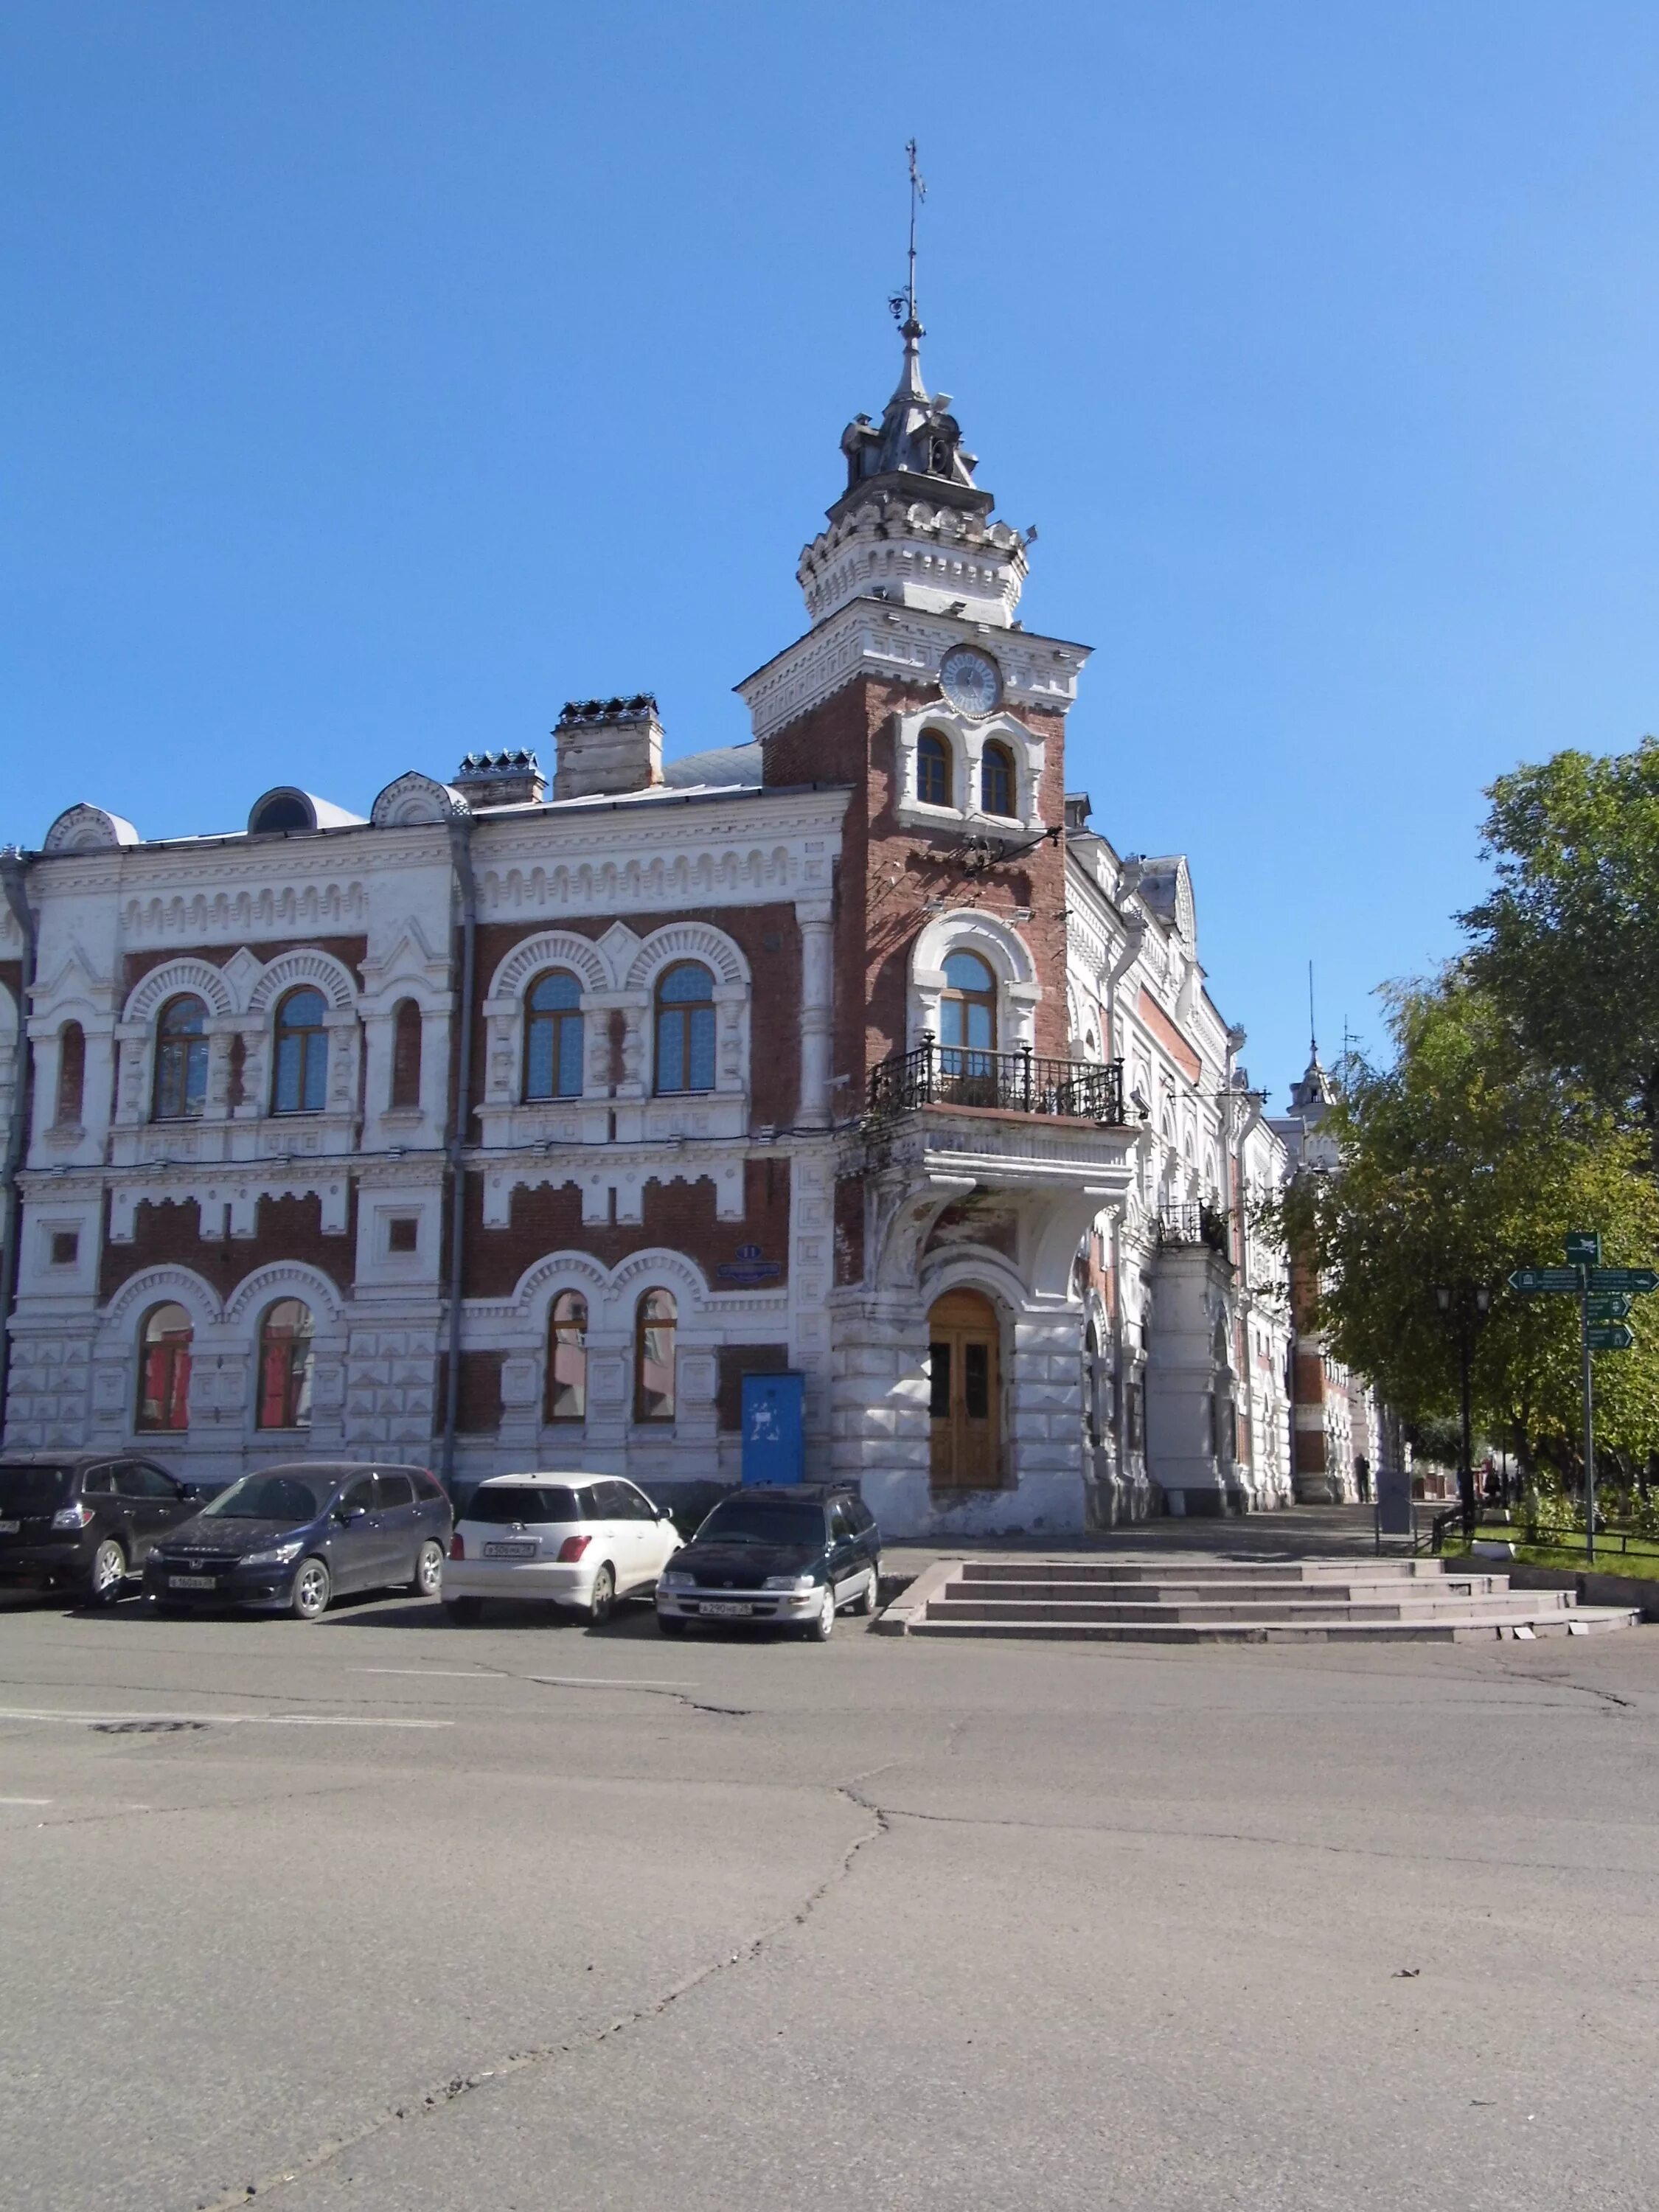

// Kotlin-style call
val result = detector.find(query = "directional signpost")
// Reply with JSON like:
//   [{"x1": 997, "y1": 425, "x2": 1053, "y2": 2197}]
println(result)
[{"x1": 1506, "y1": 1231, "x2": 1658, "y2": 1563}]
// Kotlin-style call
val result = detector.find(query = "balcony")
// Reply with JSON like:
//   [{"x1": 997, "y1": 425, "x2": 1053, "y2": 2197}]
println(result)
[
  {"x1": 867, "y1": 1041, "x2": 1127, "y2": 1126},
  {"x1": 1158, "y1": 1201, "x2": 1233, "y2": 1261}
]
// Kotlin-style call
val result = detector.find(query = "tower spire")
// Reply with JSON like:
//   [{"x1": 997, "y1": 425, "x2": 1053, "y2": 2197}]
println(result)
[{"x1": 888, "y1": 139, "x2": 928, "y2": 402}]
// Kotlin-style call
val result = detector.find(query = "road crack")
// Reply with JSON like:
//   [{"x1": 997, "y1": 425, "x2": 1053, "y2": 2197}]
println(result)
[{"x1": 181, "y1": 1761, "x2": 898, "y2": 2211}]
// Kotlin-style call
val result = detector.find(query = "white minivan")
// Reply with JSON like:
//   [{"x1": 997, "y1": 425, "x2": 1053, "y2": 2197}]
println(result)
[{"x1": 442, "y1": 1472, "x2": 682, "y2": 1624}]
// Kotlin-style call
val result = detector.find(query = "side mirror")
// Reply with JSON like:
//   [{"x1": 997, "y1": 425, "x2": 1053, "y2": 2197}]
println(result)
[{"x1": 335, "y1": 1503, "x2": 366, "y2": 1524}]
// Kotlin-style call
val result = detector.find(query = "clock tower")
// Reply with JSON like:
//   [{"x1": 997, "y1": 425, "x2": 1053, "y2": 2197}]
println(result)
[{"x1": 734, "y1": 308, "x2": 1092, "y2": 1091}]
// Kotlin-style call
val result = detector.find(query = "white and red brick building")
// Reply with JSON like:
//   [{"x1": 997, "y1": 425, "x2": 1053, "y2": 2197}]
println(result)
[{"x1": 0, "y1": 323, "x2": 1314, "y2": 1534}]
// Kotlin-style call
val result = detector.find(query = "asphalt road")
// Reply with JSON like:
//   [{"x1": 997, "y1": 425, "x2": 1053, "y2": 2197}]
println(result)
[{"x1": 2, "y1": 1585, "x2": 1657, "y2": 2211}]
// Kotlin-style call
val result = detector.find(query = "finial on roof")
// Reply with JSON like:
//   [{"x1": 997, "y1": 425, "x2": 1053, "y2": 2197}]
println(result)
[{"x1": 886, "y1": 139, "x2": 928, "y2": 403}]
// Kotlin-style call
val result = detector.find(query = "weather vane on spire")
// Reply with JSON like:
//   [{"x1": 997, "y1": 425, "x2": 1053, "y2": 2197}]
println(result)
[{"x1": 888, "y1": 138, "x2": 926, "y2": 335}]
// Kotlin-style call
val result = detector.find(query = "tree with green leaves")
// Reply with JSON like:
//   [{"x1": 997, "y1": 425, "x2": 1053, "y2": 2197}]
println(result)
[
  {"x1": 1279, "y1": 973, "x2": 1659, "y2": 1478},
  {"x1": 1463, "y1": 737, "x2": 1659, "y2": 1158}
]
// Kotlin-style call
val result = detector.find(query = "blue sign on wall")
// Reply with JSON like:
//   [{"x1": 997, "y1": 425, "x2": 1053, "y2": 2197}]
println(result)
[{"x1": 740, "y1": 1371, "x2": 806, "y2": 1486}]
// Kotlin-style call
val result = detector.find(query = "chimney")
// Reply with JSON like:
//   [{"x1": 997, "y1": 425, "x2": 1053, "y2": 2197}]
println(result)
[
  {"x1": 553, "y1": 695, "x2": 664, "y2": 800},
  {"x1": 453, "y1": 749, "x2": 546, "y2": 808}
]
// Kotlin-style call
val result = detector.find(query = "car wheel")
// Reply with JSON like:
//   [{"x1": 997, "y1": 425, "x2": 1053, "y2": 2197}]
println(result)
[
  {"x1": 855, "y1": 1563, "x2": 881, "y2": 1617},
  {"x1": 291, "y1": 1557, "x2": 331, "y2": 1621},
  {"x1": 585, "y1": 1564, "x2": 616, "y2": 1627},
  {"x1": 86, "y1": 1539, "x2": 128, "y2": 1606},
  {"x1": 657, "y1": 1613, "x2": 687, "y2": 1637},
  {"x1": 411, "y1": 1540, "x2": 445, "y2": 1599},
  {"x1": 806, "y1": 1584, "x2": 835, "y2": 1641},
  {"x1": 445, "y1": 1597, "x2": 484, "y2": 1625}
]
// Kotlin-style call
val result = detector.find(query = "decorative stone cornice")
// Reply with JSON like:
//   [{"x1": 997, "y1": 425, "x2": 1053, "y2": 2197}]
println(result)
[{"x1": 737, "y1": 599, "x2": 1091, "y2": 745}]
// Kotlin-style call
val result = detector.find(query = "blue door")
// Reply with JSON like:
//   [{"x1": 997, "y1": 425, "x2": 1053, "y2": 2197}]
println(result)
[{"x1": 741, "y1": 1372, "x2": 805, "y2": 1486}]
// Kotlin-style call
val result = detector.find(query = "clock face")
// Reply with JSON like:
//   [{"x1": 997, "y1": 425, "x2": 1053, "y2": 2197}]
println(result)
[{"x1": 939, "y1": 645, "x2": 1001, "y2": 719}]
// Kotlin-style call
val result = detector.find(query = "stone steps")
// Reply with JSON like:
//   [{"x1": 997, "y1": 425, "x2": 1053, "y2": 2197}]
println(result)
[{"x1": 880, "y1": 1554, "x2": 1642, "y2": 1644}]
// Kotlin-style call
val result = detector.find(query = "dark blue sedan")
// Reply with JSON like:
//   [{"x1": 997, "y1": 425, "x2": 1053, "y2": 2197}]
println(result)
[{"x1": 142, "y1": 1462, "x2": 452, "y2": 1620}]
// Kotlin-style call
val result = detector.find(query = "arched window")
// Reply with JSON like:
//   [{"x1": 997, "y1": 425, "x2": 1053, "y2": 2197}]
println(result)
[
  {"x1": 525, "y1": 970, "x2": 585, "y2": 1100},
  {"x1": 257, "y1": 1298, "x2": 315, "y2": 1429},
  {"x1": 634, "y1": 1289, "x2": 677, "y2": 1423},
  {"x1": 917, "y1": 731, "x2": 952, "y2": 807},
  {"x1": 546, "y1": 1290, "x2": 588, "y2": 1422},
  {"x1": 273, "y1": 987, "x2": 329, "y2": 1114},
  {"x1": 390, "y1": 998, "x2": 423, "y2": 1110},
  {"x1": 980, "y1": 741, "x2": 1016, "y2": 818},
  {"x1": 153, "y1": 997, "x2": 209, "y2": 1121},
  {"x1": 939, "y1": 949, "x2": 997, "y2": 1077},
  {"x1": 55, "y1": 1021, "x2": 86, "y2": 1126},
  {"x1": 137, "y1": 1302, "x2": 192, "y2": 1430},
  {"x1": 654, "y1": 964, "x2": 715, "y2": 1095}
]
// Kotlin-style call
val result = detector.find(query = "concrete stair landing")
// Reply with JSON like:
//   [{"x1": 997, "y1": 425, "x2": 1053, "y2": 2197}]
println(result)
[{"x1": 877, "y1": 1556, "x2": 1641, "y2": 1644}]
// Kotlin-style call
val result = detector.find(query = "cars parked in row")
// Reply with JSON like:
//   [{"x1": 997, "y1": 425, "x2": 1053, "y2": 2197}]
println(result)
[
  {"x1": 0, "y1": 1453, "x2": 219, "y2": 1604},
  {"x1": 143, "y1": 1463, "x2": 451, "y2": 1619},
  {"x1": 1, "y1": 1449, "x2": 883, "y2": 1638},
  {"x1": 442, "y1": 1472, "x2": 682, "y2": 1624},
  {"x1": 655, "y1": 1484, "x2": 880, "y2": 1640}
]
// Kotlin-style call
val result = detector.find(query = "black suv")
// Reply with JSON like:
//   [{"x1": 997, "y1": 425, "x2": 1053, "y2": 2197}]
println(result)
[
  {"x1": 144, "y1": 1462, "x2": 452, "y2": 1619},
  {"x1": 0, "y1": 1453, "x2": 211, "y2": 1604},
  {"x1": 655, "y1": 1483, "x2": 880, "y2": 1641}
]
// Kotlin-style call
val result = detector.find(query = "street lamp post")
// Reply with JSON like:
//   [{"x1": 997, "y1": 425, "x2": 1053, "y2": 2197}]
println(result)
[{"x1": 1434, "y1": 1283, "x2": 1492, "y2": 1537}]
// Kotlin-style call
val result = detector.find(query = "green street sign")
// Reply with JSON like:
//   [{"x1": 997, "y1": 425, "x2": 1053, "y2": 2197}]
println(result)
[
  {"x1": 1588, "y1": 1267, "x2": 1659, "y2": 1295},
  {"x1": 1586, "y1": 1294, "x2": 1633, "y2": 1322},
  {"x1": 1566, "y1": 1231, "x2": 1603, "y2": 1265},
  {"x1": 1508, "y1": 1268, "x2": 1582, "y2": 1293},
  {"x1": 1587, "y1": 1323, "x2": 1635, "y2": 1352}
]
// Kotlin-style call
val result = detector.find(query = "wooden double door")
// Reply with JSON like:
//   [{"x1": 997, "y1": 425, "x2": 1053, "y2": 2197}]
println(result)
[{"x1": 928, "y1": 1289, "x2": 1003, "y2": 1488}]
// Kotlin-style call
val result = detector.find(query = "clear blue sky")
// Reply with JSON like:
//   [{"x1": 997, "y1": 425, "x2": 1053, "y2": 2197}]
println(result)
[{"x1": 5, "y1": 2, "x2": 1658, "y2": 1106}]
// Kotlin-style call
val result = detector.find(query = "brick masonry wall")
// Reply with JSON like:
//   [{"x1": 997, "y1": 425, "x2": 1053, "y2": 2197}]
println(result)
[
  {"x1": 764, "y1": 674, "x2": 1072, "y2": 1090},
  {"x1": 100, "y1": 1189, "x2": 359, "y2": 1301},
  {"x1": 461, "y1": 1155, "x2": 792, "y2": 1300},
  {"x1": 470, "y1": 905, "x2": 803, "y2": 1130},
  {"x1": 120, "y1": 936, "x2": 370, "y2": 992}
]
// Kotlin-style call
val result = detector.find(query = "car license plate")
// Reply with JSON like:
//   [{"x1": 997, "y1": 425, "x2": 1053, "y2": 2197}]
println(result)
[
  {"x1": 169, "y1": 1575, "x2": 217, "y2": 1590},
  {"x1": 0, "y1": 1520, "x2": 18, "y2": 1534},
  {"x1": 701, "y1": 1600, "x2": 754, "y2": 1617},
  {"x1": 483, "y1": 1541, "x2": 537, "y2": 1560}
]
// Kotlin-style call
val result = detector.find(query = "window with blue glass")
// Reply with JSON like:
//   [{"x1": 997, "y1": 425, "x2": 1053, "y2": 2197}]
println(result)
[
  {"x1": 272, "y1": 987, "x2": 329, "y2": 1114},
  {"x1": 654, "y1": 962, "x2": 716, "y2": 1093},
  {"x1": 939, "y1": 950, "x2": 996, "y2": 1076},
  {"x1": 153, "y1": 995, "x2": 209, "y2": 1121},
  {"x1": 524, "y1": 970, "x2": 585, "y2": 1099}
]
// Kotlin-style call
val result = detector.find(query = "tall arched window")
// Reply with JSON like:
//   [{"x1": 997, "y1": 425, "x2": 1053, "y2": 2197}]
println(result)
[
  {"x1": 55, "y1": 1021, "x2": 86, "y2": 1126},
  {"x1": 390, "y1": 998, "x2": 423, "y2": 1110},
  {"x1": 917, "y1": 730, "x2": 952, "y2": 807},
  {"x1": 939, "y1": 949, "x2": 997, "y2": 1077},
  {"x1": 257, "y1": 1298, "x2": 315, "y2": 1429},
  {"x1": 980, "y1": 741, "x2": 1016, "y2": 818},
  {"x1": 525, "y1": 970, "x2": 585, "y2": 1100},
  {"x1": 273, "y1": 988, "x2": 329, "y2": 1114},
  {"x1": 137, "y1": 1302, "x2": 193, "y2": 1430},
  {"x1": 634, "y1": 1289, "x2": 677, "y2": 1423},
  {"x1": 654, "y1": 964, "x2": 715, "y2": 1094},
  {"x1": 546, "y1": 1290, "x2": 588, "y2": 1422},
  {"x1": 153, "y1": 996, "x2": 209, "y2": 1121}
]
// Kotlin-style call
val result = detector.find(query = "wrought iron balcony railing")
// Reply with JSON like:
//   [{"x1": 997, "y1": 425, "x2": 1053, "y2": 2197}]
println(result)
[
  {"x1": 1158, "y1": 1201, "x2": 1234, "y2": 1259},
  {"x1": 867, "y1": 1038, "x2": 1127, "y2": 1125}
]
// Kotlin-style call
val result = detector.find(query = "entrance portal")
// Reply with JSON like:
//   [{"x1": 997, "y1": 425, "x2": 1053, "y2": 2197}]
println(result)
[{"x1": 928, "y1": 1288, "x2": 1003, "y2": 1488}]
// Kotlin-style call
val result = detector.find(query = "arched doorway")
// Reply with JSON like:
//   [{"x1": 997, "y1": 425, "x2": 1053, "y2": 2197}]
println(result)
[{"x1": 928, "y1": 1288, "x2": 1003, "y2": 1488}]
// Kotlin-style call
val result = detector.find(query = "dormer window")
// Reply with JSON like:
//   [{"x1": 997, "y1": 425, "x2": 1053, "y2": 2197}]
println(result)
[
  {"x1": 917, "y1": 731, "x2": 953, "y2": 807},
  {"x1": 928, "y1": 436, "x2": 951, "y2": 476}
]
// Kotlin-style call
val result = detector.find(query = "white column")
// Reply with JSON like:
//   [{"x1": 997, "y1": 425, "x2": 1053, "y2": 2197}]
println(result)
[{"x1": 796, "y1": 899, "x2": 834, "y2": 1130}]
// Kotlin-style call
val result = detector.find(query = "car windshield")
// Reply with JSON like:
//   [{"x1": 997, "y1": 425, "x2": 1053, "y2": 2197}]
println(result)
[
  {"x1": 0, "y1": 1466, "x2": 74, "y2": 1516},
  {"x1": 200, "y1": 1471, "x2": 335, "y2": 1522},
  {"x1": 468, "y1": 1486, "x2": 582, "y2": 1525},
  {"x1": 696, "y1": 1500, "x2": 824, "y2": 1548}
]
